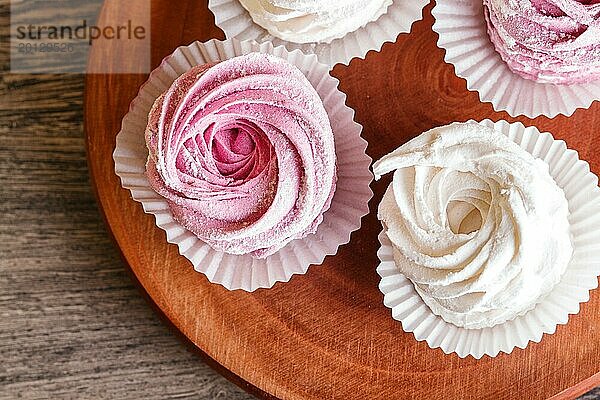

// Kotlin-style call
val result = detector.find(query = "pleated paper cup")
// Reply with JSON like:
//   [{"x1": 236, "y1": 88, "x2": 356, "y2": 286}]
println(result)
[
  {"x1": 208, "y1": 0, "x2": 428, "y2": 68},
  {"x1": 431, "y1": 1, "x2": 600, "y2": 118},
  {"x1": 113, "y1": 39, "x2": 373, "y2": 292},
  {"x1": 377, "y1": 119, "x2": 600, "y2": 358}
]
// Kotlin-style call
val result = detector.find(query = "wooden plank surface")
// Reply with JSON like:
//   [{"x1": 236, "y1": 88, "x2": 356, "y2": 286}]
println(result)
[
  {"x1": 1, "y1": 0, "x2": 599, "y2": 399},
  {"x1": 84, "y1": 0, "x2": 600, "y2": 400},
  {"x1": 0, "y1": 1, "x2": 251, "y2": 398}
]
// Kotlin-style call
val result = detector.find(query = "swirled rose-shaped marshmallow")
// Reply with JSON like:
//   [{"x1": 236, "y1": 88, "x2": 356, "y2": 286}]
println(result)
[
  {"x1": 145, "y1": 53, "x2": 337, "y2": 258},
  {"x1": 237, "y1": 0, "x2": 392, "y2": 44},
  {"x1": 484, "y1": 0, "x2": 600, "y2": 84},
  {"x1": 373, "y1": 122, "x2": 572, "y2": 329}
]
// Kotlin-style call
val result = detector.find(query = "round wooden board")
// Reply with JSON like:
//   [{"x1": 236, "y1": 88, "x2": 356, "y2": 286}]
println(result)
[{"x1": 84, "y1": 1, "x2": 600, "y2": 399}]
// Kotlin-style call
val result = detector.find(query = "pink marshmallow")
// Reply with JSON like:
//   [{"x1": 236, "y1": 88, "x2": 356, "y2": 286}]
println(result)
[
  {"x1": 145, "y1": 53, "x2": 337, "y2": 258},
  {"x1": 484, "y1": 0, "x2": 600, "y2": 84}
]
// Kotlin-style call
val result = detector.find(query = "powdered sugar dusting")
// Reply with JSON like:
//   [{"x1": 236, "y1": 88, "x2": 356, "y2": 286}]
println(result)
[
  {"x1": 483, "y1": 0, "x2": 600, "y2": 84},
  {"x1": 145, "y1": 52, "x2": 337, "y2": 258}
]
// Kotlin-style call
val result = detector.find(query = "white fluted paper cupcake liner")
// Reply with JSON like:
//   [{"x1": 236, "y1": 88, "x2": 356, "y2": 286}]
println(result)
[
  {"x1": 208, "y1": 0, "x2": 428, "y2": 68},
  {"x1": 113, "y1": 39, "x2": 373, "y2": 292},
  {"x1": 377, "y1": 119, "x2": 600, "y2": 358},
  {"x1": 431, "y1": 0, "x2": 600, "y2": 118}
]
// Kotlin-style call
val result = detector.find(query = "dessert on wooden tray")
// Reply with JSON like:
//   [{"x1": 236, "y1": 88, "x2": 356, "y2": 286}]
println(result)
[
  {"x1": 374, "y1": 122, "x2": 573, "y2": 329},
  {"x1": 144, "y1": 53, "x2": 337, "y2": 258}
]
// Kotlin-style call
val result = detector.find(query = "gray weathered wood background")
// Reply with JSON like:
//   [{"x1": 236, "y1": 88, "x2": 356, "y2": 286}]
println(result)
[
  {"x1": 0, "y1": 0, "x2": 253, "y2": 398},
  {"x1": 0, "y1": 0, "x2": 598, "y2": 399}
]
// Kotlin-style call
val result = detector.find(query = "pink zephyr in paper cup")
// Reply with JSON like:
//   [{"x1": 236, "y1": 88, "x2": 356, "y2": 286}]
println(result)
[
  {"x1": 114, "y1": 39, "x2": 373, "y2": 291},
  {"x1": 431, "y1": 0, "x2": 600, "y2": 118}
]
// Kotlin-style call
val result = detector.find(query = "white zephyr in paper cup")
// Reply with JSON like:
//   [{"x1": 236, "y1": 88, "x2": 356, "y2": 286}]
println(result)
[
  {"x1": 113, "y1": 39, "x2": 373, "y2": 292},
  {"x1": 208, "y1": 0, "x2": 428, "y2": 68},
  {"x1": 377, "y1": 119, "x2": 600, "y2": 358},
  {"x1": 431, "y1": 1, "x2": 600, "y2": 119}
]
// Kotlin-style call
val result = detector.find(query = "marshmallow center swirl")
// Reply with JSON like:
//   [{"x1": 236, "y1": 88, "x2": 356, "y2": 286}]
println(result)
[
  {"x1": 145, "y1": 53, "x2": 336, "y2": 258},
  {"x1": 373, "y1": 122, "x2": 572, "y2": 329}
]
